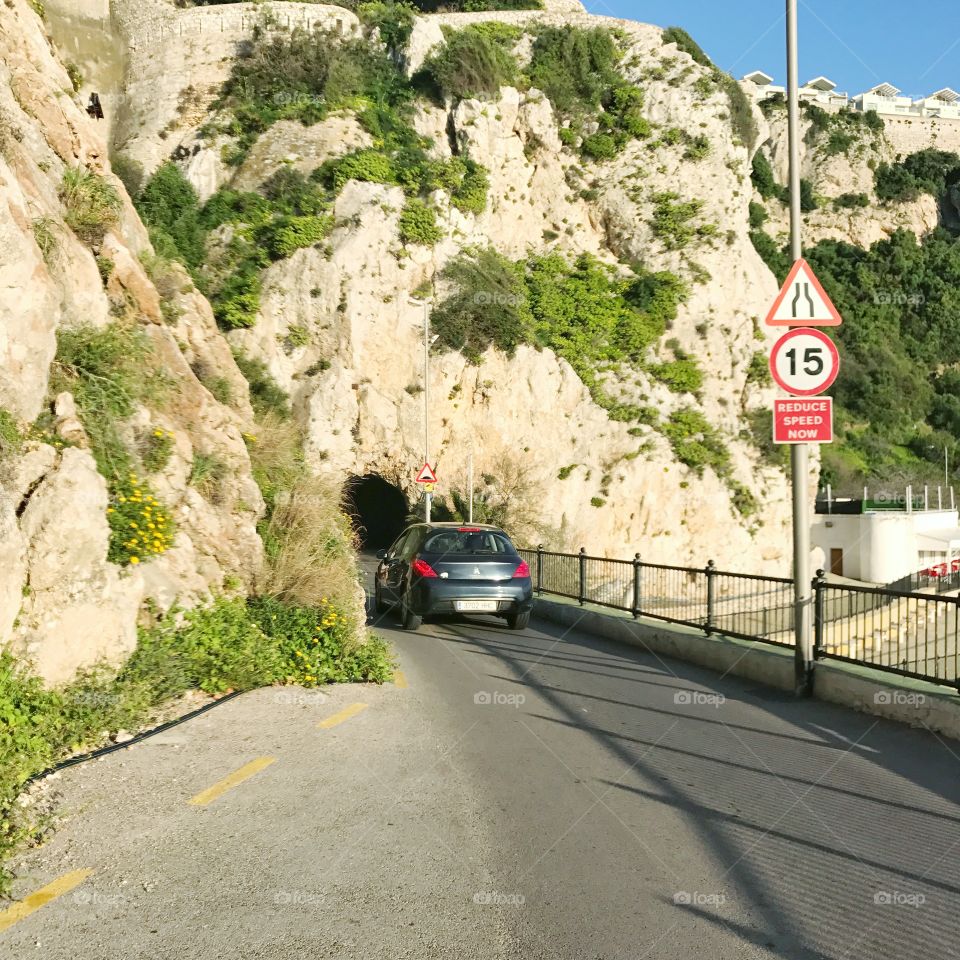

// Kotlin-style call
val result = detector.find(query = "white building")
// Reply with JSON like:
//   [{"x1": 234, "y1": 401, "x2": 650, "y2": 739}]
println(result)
[
  {"x1": 800, "y1": 76, "x2": 849, "y2": 107},
  {"x1": 812, "y1": 490, "x2": 960, "y2": 585},
  {"x1": 741, "y1": 70, "x2": 785, "y2": 98},
  {"x1": 741, "y1": 72, "x2": 960, "y2": 121}
]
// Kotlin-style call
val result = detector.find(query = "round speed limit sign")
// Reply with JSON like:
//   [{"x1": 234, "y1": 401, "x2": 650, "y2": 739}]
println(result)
[{"x1": 769, "y1": 328, "x2": 839, "y2": 397}]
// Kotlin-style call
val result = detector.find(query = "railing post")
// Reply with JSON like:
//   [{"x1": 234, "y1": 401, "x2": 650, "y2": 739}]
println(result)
[
  {"x1": 536, "y1": 544, "x2": 543, "y2": 596},
  {"x1": 813, "y1": 569, "x2": 826, "y2": 659},
  {"x1": 578, "y1": 547, "x2": 587, "y2": 606},
  {"x1": 632, "y1": 553, "x2": 642, "y2": 619},
  {"x1": 705, "y1": 560, "x2": 716, "y2": 635}
]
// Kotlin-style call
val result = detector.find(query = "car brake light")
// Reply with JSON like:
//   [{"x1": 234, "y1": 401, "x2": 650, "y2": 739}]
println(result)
[
  {"x1": 458, "y1": 527, "x2": 482, "y2": 532},
  {"x1": 513, "y1": 560, "x2": 530, "y2": 578},
  {"x1": 411, "y1": 558, "x2": 438, "y2": 578}
]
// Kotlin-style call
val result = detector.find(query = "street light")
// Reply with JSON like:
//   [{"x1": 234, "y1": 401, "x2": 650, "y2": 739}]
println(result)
[{"x1": 408, "y1": 294, "x2": 436, "y2": 522}]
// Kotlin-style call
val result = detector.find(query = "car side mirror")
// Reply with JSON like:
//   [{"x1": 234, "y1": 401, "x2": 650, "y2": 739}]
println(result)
[{"x1": 376, "y1": 549, "x2": 387, "y2": 560}]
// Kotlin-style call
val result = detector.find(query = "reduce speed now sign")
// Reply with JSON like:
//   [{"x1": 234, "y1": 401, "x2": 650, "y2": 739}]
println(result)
[{"x1": 768, "y1": 328, "x2": 839, "y2": 397}]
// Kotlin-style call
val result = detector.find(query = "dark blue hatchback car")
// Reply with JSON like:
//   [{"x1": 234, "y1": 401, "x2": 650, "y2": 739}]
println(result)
[{"x1": 375, "y1": 523, "x2": 533, "y2": 632}]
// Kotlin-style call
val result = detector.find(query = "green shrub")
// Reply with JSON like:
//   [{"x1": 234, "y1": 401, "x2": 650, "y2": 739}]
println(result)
[
  {"x1": 189, "y1": 452, "x2": 228, "y2": 502},
  {"x1": 217, "y1": 26, "x2": 397, "y2": 157},
  {"x1": 719, "y1": 73, "x2": 758, "y2": 150},
  {"x1": 50, "y1": 321, "x2": 169, "y2": 479},
  {"x1": 449, "y1": 159, "x2": 490, "y2": 213},
  {"x1": 137, "y1": 163, "x2": 206, "y2": 268},
  {"x1": 751, "y1": 152, "x2": 786, "y2": 202},
  {"x1": 834, "y1": 192, "x2": 869, "y2": 209},
  {"x1": 59, "y1": 166, "x2": 122, "y2": 244},
  {"x1": 874, "y1": 149, "x2": 960, "y2": 203},
  {"x1": 258, "y1": 214, "x2": 332, "y2": 259},
  {"x1": 0, "y1": 410, "x2": 21, "y2": 461},
  {"x1": 107, "y1": 471, "x2": 176, "y2": 566},
  {"x1": 128, "y1": 600, "x2": 285, "y2": 696},
  {"x1": 581, "y1": 132, "x2": 619, "y2": 161},
  {"x1": 431, "y1": 247, "x2": 533, "y2": 361},
  {"x1": 232, "y1": 349, "x2": 291, "y2": 419},
  {"x1": 399, "y1": 198, "x2": 443, "y2": 245},
  {"x1": 31, "y1": 217, "x2": 58, "y2": 263},
  {"x1": 661, "y1": 26, "x2": 712, "y2": 67},
  {"x1": 749, "y1": 228, "x2": 789, "y2": 277},
  {"x1": 316, "y1": 148, "x2": 398, "y2": 190},
  {"x1": 209, "y1": 256, "x2": 264, "y2": 330},
  {"x1": 746, "y1": 351, "x2": 772, "y2": 386},
  {"x1": 748, "y1": 201, "x2": 768, "y2": 228},
  {"x1": 526, "y1": 26, "x2": 648, "y2": 159},
  {"x1": 684, "y1": 134, "x2": 711, "y2": 161},
  {"x1": 141, "y1": 427, "x2": 176, "y2": 473},
  {"x1": 358, "y1": 0, "x2": 417, "y2": 50},
  {"x1": 799, "y1": 178, "x2": 818, "y2": 212},
  {"x1": 422, "y1": 24, "x2": 518, "y2": 100},
  {"x1": 663, "y1": 407, "x2": 730, "y2": 476},
  {"x1": 652, "y1": 358, "x2": 703, "y2": 393},
  {"x1": 248, "y1": 597, "x2": 393, "y2": 685},
  {"x1": 650, "y1": 192, "x2": 708, "y2": 250}
]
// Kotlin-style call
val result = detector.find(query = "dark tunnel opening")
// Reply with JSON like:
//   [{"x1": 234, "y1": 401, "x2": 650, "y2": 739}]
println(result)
[{"x1": 344, "y1": 475, "x2": 409, "y2": 550}]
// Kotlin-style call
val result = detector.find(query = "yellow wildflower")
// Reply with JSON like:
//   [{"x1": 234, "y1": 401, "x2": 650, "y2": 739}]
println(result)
[{"x1": 129, "y1": 556, "x2": 140, "y2": 564}]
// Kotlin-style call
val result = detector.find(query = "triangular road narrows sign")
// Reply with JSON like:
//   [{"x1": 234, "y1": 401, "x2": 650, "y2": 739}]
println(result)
[
  {"x1": 765, "y1": 258, "x2": 842, "y2": 327},
  {"x1": 415, "y1": 462, "x2": 438, "y2": 484}
]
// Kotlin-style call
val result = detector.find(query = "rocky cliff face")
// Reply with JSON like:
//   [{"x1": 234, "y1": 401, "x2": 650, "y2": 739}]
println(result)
[
  {"x1": 104, "y1": 2, "x2": 804, "y2": 568},
  {"x1": 0, "y1": 0, "x2": 263, "y2": 684},
  {"x1": 16, "y1": 0, "x2": 935, "y2": 684}
]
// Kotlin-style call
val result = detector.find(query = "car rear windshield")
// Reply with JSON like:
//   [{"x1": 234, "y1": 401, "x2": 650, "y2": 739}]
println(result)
[{"x1": 422, "y1": 530, "x2": 517, "y2": 556}]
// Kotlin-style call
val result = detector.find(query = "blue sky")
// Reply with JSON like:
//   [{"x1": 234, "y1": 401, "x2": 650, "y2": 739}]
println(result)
[{"x1": 583, "y1": 0, "x2": 960, "y2": 98}]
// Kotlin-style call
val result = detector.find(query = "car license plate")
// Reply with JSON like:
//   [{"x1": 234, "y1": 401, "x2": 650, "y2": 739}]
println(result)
[{"x1": 455, "y1": 600, "x2": 498, "y2": 612}]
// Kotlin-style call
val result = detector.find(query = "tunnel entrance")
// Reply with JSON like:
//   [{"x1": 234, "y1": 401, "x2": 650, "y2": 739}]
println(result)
[{"x1": 344, "y1": 475, "x2": 409, "y2": 550}]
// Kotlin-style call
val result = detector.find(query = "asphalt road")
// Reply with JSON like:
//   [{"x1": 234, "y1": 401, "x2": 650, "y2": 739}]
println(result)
[{"x1": 4, "y1": 569, "x2": 960, "y2": 959}]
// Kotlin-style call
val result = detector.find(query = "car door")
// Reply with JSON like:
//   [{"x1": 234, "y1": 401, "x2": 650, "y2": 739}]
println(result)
[
  {"x1": 383, "y1": 528, "x2": 418, "y2": 602},
  {"x1": 393, "y1": 527, "x2": 424, "y2": 601},
  {"x1": 379, "y1": 531, "x2": 409, "y2": 603}
]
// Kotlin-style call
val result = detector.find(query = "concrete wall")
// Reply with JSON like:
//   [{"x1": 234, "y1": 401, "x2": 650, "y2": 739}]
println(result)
[{"x1": 112, "y1": 3, "x2": 361, "y2": 173}]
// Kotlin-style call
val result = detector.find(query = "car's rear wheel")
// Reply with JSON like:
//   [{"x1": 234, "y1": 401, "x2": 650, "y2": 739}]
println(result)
[
  {"x1": 401, "y1": 594, "x2": 422, "y2": 631},
  {"x1": 507, "y1": 610, "x2": 530, "y2": 631}
]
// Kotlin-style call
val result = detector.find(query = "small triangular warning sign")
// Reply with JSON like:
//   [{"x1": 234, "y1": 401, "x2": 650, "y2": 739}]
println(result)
[
  {"x1": 415, "y1": 462, "x2": 438, "y2": 484},
  {"x1": 765, "y1": 258, "x2": 842, "y2": 327}
]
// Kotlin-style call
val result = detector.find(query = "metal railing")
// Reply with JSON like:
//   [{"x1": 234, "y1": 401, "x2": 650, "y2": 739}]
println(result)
[{"x1": 520, "y1": 547, "x2": 960, "y2": 689}]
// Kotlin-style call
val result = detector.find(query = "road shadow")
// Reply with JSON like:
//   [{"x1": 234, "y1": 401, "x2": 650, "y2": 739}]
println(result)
[{"x1": 429, "y1": 612, "x2": 960, "y2": 960}]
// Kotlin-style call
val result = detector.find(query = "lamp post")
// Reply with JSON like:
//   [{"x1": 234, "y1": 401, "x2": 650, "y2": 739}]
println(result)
[{"x1": 408, "y1": 294, "x2": 434, "y2": 522}]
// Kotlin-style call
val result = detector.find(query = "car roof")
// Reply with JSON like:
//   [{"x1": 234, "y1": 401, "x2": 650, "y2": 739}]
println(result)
[{"x1": 411, "y1": 522, "x2": 505, "y2": 532}]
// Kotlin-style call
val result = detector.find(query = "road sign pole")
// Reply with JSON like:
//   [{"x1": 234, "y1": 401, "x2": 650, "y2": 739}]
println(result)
[{"x1": 787, "y1": 0, "x2": 813, "y2": 695}]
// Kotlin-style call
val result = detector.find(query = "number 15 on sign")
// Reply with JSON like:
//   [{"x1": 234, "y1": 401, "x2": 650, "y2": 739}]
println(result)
[{"x1": 769, "y1": 328, "x2": 839, "y2": 397}]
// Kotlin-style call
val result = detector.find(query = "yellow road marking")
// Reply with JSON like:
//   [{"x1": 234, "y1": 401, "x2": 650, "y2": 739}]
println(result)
[
  {"x1": 188, "y1": 756, "x2": 276, "y2": 807},
  {"x1": 0, "y1": 868, "x2": 93, "y2": 933},
  {"x1": 317, "y1": 702, "x2": 368, "y2": 729},
  {"x1": 394, "y1": 670, "x2": 408, "y2": 689}
]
